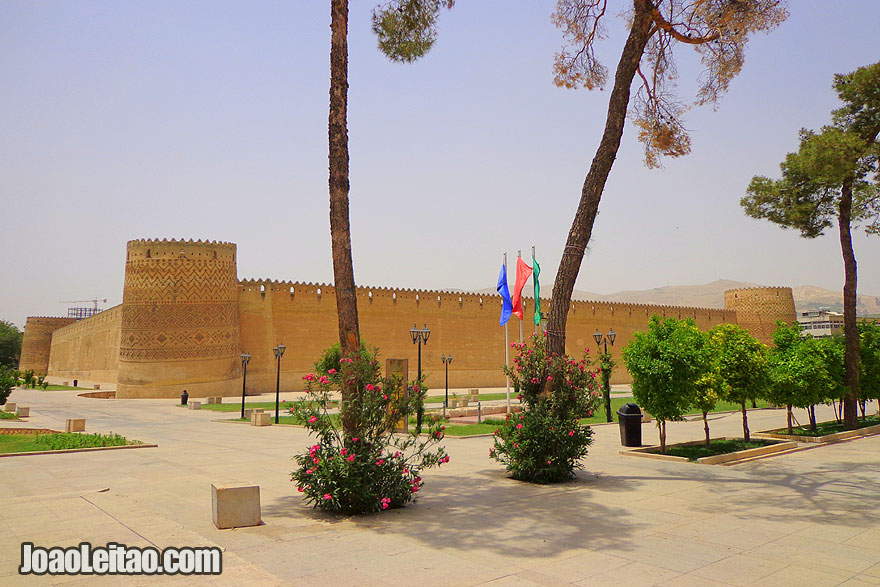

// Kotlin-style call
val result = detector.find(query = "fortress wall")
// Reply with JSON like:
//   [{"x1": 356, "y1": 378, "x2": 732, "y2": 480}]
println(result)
[
  {"x1": 723, "y1": 286, "x2": 796, "y2": 345},
  {"x1": 19, "y1": 317, "x2": 77, "y2": 375},
  {"x1": 237, "y1": 280, "x2": 733, "y2": 391},
  {"x1": 116, "y1": 239, "x2": 243, "y2": 398},
  {"x1": 47, "y1": 305, "x2": 123, "y2": 384}
]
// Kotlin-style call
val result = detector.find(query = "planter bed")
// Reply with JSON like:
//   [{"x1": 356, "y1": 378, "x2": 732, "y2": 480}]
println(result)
[
  {"x1": 621, "y1": 437, "x2": 797, "y2": 465},
  {"x1": 756, "y1": 419, "x2": 880, "y2": 443}
]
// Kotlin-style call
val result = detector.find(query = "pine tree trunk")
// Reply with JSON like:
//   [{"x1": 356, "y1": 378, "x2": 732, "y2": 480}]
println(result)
[
  {"x1": 786, "y1": 404, "x2": 793, "y2": 434},
  {"x1": 329, "y1": 0, "x2": 360, "y2": 434},
  {"x1": 838, "y1": 177, "x2": 860, "y2": 430},
  {"x1": 546, "y1": 0, "x2": 655, "y2": 357},
  {"x1": 703, "y1": 411, "x2": 710, "y2": 446},
  {"x1": 659, "y1": 419, "x2": 666, "y2": 453},
  {"x1": 741, "y1": 403, "x2": 750, "y2": 442}
]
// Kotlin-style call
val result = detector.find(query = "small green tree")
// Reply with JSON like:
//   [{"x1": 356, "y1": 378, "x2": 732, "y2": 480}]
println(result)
[
  {"x1": 0, "y1": 366, "x2": 17, "y2": 406},
  {"x1": 708, "y1": 324, "x2": 770, "y2": 441},
  {"x1": 0, "y1": 320, "x2": 23, "y2": 368},
  {"x1": 815, "y1": 335, "x2": 847, "y2": 424},
  {"x1": 766, "y1": 323, "x2": 832, "y2": 433},
  {"x1": 693, "y1": 366, "x2": 721, "y2": 447},
  {"x1": 858, "y1": 320, "x2": 880, "y2": 414},
  {"x1": 622, "y1": 316, "x2": 709, "y2": 453}
]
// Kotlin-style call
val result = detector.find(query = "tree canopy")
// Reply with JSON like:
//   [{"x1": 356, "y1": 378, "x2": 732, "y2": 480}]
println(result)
[{"x1": 545, "y1": 0, "x2": 787, "y2": 359}]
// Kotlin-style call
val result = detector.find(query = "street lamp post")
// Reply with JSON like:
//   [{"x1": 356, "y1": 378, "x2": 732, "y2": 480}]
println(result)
[
  {"x1": 593, "y1": 328, "x2": 616, "y2": 423},
  {"x1": 410, "y1": 324, "x2": 430, "y2": 433},
  {"x1": 273, "y1": 343, "x2": 286, "y2": 424},
  {"x1": 441, "y1": 355, "x2": 453, "y2": 409},
  {"x1": 240, "y1": 352, "x2": 251, "y2": 420}
]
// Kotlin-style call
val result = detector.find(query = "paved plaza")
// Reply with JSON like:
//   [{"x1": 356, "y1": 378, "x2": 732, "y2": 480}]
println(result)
[{"x1": 2, "y1": 387, "x2": 879, "y2": 586}]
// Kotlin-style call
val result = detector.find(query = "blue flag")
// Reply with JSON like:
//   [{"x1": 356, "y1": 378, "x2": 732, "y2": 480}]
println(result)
[{"x1": 497, "y1": 263, "x2": 513, "y2": 326}]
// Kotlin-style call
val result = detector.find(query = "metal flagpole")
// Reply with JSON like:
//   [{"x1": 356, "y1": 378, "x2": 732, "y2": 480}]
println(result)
[{"x1": 504, "y1": 252, "x2": 511, "y2": 414}]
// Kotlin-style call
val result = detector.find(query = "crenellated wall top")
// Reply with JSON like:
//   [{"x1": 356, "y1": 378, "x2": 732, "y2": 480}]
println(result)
[
  {"x1": 237, "y1": 278, "x2": 731, "y2": 314},
  {"x1": 127, "y1": 238, "x2": 236, "y2": 247}
]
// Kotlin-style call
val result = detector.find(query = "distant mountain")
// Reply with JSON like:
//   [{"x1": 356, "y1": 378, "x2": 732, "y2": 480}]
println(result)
[
  {"x1": 476, "y1": 279, "x2": 880, "y2": 315},
  {"x1": 792, "y1": 285, "x2": 880, "y2": 316},
  {"x1": 571, "y1": 279, "x2": 757, "y2": 309}
]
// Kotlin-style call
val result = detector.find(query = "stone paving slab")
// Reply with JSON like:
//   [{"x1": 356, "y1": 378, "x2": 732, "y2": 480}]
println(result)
[{"x1": 1, "y1": 387, "x2": 878, "y2": 585}]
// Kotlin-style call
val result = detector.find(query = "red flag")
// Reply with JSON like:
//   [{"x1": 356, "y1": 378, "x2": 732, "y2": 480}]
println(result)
[{"x1": 511, "y1": 257, "x2": 533, "y2": 320}]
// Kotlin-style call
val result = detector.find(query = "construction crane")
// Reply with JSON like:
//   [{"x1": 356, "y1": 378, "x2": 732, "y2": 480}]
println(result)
[{"x1": 59, "y1": 298, "x2": 108, "y2": 320}]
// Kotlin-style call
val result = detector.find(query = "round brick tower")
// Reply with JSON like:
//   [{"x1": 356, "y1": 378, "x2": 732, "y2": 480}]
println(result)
[
  {"x1": 18, "y1": 317, "x2": 77, "y2": 375},
  {"x1": 116, "y1": 239, "x2": 242, "y2": 398},
  {"x1": 724, "y1": 287, "x2": 797, "y2": 346}
]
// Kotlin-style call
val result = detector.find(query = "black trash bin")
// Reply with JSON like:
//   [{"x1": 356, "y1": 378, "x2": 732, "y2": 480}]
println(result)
[
  {"x1": 73, "y1": 379, "x2": 78, "y2": 387},
  {"x1": 617, "y1": 403, "x2": 642, "y2": 447}
]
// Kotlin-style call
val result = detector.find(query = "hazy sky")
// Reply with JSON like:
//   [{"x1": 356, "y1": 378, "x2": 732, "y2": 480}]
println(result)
[{"x1": 2, "y1": 1, "x2": 878, "y2": 328}]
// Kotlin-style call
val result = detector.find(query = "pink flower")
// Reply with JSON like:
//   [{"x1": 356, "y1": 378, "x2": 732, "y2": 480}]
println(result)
[
  {"x1": 547, "y1": 460, "x2": 552, "y2": 465},
  {"x1": 547, "y1": 376, "x2": 553, "y2": 382},
  {"x1": 516, "y1": 423, "x2": 523, "y2": 429},
  {"x1": 381, "y1": 498, "x2": 391, "y2": 510},
  {"x1": 440, "y1": 455, "x2": 450, "y2": 464},
  {"x1": 568, "y1": 430, "x2": 575, "y2": 436},
  {"x1": 493, "y1": 429, "x2": 499, "y2": 435},
  {"x1": 366, "y1": 384, "x2": 375, "y2": 391},
  {"x1": 376, "y1": 459, "x2": 384, "y2": 465},
  {"x1": 353, "y1": 437, "x2": 359, "y2": 442},
  {"x1": 323, "y1": 493, "x2": 332, "y2": 500},
  {"x1": 297, "y1": 486, "x2": 304, "y2": 492},
  {"x1": 328, "y1": 368, "x2": 336, "y2": 374},
  {"x1": 305, "y1": 469, "x2": 313, "y2": 475},
  {"x1": 393, "y1": 451, "x2": 400, "y2": 458},
  {"x1": 411, "y1": 485, "x2": 420, "y2": 493},
  {"x1": 347, "y1": 455, "x2": 355, "y2": 462},
  {"x1": 513, "y1": 443, "x2": 519, "y2": 448},
  {"x1": 382, "y1": 394, "x2": 388, "y2": 400},
  {"x1": 308, "y1": 416, "x2": 318, "y2": 424},
  {"x1": 319, "y1": 375, "x2": 329, "y2": 384},
  {"x1": 340, "y1": 448, "x2": 348, "y2": 455}
]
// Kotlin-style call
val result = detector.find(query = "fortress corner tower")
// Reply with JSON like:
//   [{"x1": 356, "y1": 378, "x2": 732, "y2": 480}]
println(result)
[
  {"x1": 724, "y1": 286, "x2": 797, "y2": 345},
  {"x1": 116, "y1": 239, "x2": 242, "y2": 398}
]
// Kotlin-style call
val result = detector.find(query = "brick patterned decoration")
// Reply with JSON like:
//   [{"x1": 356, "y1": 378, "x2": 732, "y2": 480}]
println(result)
[
  {"x1": 119, "y1": 239, "x2": 241, "y2": 363},
  {"x1": 724, "y1": 287, "x2": 797, "y2": 346}
]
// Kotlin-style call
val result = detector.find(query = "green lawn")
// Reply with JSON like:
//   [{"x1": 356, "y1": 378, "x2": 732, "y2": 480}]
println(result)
[
  {"x1": 201, "y1": 401, "x2": 313, "y2": 412},
  {"x1": 443, "y1": 418, "x2": 507, "y2": 436},
  {"x1": 777, "y1": 415, "x2": 880, "y2": 437},
  {"x1": 0, "y1": 412, "x2": 19, "y2": 420},
  {"x1": 657, "y1": 439, "x2": 778, "y2": 462},
  {"x1": 0, "y1": 432, "x2": 134, "y2": 454},
  {"x1": 225, "y1": 413, "x2": 343, "y2": 426}
]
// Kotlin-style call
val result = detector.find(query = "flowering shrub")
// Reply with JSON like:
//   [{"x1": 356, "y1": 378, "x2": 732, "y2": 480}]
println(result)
[
  {"x1": 490, "y1": 333, "x2": 600, "y2": 483},
  {"x1": 290, "y1": 347, "x2": 449, "y2": 514}
]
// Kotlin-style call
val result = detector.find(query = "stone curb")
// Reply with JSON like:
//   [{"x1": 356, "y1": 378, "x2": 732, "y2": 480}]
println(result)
[
  {"x1": 619, "y1": 437, "x2": 796, "y2": 465},
  {"x1": 0, "y1": 443, "x2": 158, "y2": 458},
  {"x1": 754, "y1": 422, "x2": 880, "y2": 444}
]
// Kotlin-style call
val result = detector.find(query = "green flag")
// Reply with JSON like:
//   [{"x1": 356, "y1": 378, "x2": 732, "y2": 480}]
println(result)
[{"x1": 533, "y1": 253, "x2": 541, "y2": 326}]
